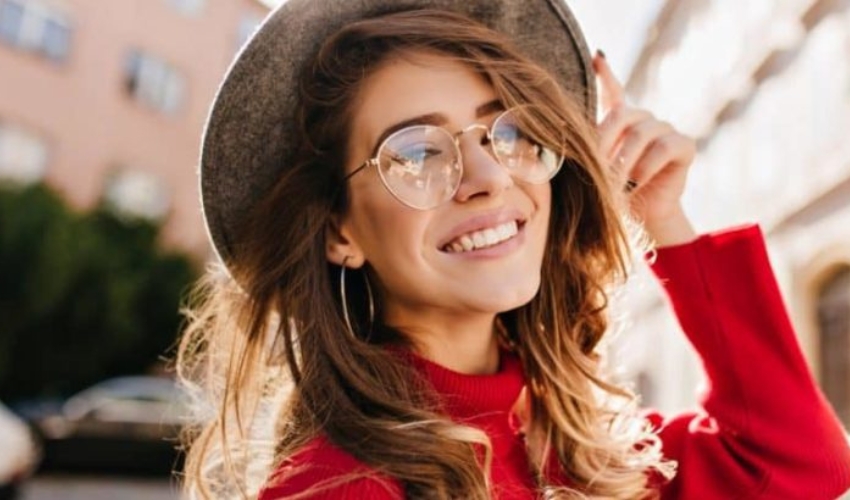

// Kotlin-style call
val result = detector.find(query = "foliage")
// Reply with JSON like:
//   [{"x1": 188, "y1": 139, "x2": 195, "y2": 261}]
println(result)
[{"x1": 0, "y1": 182, "x2": 198, "y2": 401}]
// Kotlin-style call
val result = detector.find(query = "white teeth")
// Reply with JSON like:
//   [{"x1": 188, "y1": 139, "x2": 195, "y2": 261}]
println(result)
[
  {"x1": 460, "y1": 235, "x2": 474, "y2": 251},
  {"x1": 472, "y1": 232, "x2": 486, "y2": 248},
  {"x1": 444, "y1": 220, "x2": 520, "y2": 253}
]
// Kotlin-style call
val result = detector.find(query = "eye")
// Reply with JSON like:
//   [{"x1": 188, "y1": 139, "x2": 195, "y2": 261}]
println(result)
[
  {"x1": 384, "y1": 144, "x2": 444, "y2": 175},
  {"x1": 397, "y1": 144, "x2": 445, "y2": 161},
  {"x1": 421, "y1": 146, "x2": 444, "y2": 158},
  {"x1": 494, "y1": 127, "x2": 539, "y2": 153}
]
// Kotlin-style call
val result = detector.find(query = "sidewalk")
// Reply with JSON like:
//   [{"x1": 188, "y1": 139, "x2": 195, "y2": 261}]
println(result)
[{"x1": 20, "y1": 474, "x2": 178, "y2": 500}]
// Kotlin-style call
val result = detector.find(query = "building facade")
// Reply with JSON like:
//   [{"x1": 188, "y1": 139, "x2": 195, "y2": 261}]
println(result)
[
  {"x1": 0, "y1": 0, "x2": 269, "y2": 255},
  {"x1": 618, "y1": 0, "x2": 850, "y2": 438}
]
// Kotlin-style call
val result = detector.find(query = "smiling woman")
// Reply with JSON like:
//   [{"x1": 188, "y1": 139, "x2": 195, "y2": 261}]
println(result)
[
  {"x1": 327, "y1": 51, "x2": 556, "y2": 373},
  {"x1": 177, "y1": 1, "x2": 850, "y2": 500}
]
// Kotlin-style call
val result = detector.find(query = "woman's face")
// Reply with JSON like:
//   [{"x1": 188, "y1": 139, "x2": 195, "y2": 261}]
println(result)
[{"x1": 329, "y1": 51, "x2": 551, "y2": 328}]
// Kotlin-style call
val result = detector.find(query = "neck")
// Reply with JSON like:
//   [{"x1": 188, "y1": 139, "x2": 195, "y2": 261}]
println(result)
[{"x1": 384, "y1": 308, "x2": 500, "y2": 374}]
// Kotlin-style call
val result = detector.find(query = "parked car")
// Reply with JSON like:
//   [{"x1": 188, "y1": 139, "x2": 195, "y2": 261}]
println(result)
[
  {"x1": 0, "y1": 401, "x2": 39, "y2": 499},
  {"x1": 17, "y1": 376, "x2": 189, "y2": 476}
]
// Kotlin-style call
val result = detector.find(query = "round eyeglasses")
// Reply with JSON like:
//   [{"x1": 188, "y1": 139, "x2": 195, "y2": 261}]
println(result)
[{"x1": 343, "y1": 106, "x2": 564, "y2": 210}]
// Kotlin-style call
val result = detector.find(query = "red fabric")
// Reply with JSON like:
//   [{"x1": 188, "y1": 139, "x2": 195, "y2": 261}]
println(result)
[{"x1": 259, "y1": 225, "x2": 850, "y2": 499}]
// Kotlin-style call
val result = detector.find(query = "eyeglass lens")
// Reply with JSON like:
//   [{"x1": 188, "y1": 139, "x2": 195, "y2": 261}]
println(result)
[{"x1": 376, "y1": 108, "x2": 562, "y2": 209}]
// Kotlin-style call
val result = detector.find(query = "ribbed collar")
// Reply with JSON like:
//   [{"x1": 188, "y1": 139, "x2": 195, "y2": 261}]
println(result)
[{"x1": 407, "y1": 350, "x2": 526, "y2": 421}]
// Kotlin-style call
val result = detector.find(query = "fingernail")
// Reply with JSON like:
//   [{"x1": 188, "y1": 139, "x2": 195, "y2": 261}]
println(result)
[{"x1": 596, "y1": 49, "x2": 606, "y2": 60}]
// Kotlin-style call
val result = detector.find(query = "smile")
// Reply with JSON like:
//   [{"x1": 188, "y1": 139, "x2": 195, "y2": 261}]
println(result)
[{"x1": 443, "y1": 220, "x2": 521, "y2": 253}]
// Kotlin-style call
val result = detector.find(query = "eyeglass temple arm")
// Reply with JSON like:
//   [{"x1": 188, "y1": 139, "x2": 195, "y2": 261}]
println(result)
[{"x1": 343, "y1": 159, "x2": 376, "y2": 182}]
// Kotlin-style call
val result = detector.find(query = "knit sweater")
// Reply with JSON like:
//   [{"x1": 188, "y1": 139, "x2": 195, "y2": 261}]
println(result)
[{"x1": 259, "y1": 225, "x2": 850, "y2": 499}]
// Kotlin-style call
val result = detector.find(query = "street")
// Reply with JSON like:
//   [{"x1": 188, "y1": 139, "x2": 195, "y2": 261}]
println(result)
[
  {"x1": 16, "y1": 470, "x2": 850, "y2": 499},
  {"x1": 20, "y1": 474, "x2": 179, "y2": 500}
]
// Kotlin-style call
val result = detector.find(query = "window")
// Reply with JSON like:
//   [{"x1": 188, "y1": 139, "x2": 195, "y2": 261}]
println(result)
[
  {"x1": 634, "y1": 371, "x2": 657, "y2": 408},
  {"x1": 0, "y1": 0, "x2": 23, "y2": 42},
  {"x1": 103, "y1": 169, "x2": 170, "y2": 221},
  {"x1": 236, "y1": 13, "x2": 263, "y2": 52},
  {"x1": 166, "y1": 0, "x2": 206, "y2": 16},
  {"x1": 817, "y1": 266, "x2": 850, "y2": 427},
  {"x1": 0, "y1": 122, "x2": 49, "y2": 185},
  {"x1": 125, "y1": 49, "x2": 186, "y2": 114},
  {"x1": 41, "y1": 15, "x2": 70, "y2": 60},
  {"x1": 0, "y1": 0, "x2": 71, "y2": 62}
]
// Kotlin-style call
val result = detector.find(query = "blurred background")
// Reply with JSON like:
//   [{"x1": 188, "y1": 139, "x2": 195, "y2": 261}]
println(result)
[{"x1": 0, "y1": 0, "x2": 848, "y2": 498}]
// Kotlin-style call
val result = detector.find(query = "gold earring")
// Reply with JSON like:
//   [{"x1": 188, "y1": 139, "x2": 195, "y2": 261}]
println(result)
[{"x1": 340, "y1": 256, "x2": 375, "y2": 341}]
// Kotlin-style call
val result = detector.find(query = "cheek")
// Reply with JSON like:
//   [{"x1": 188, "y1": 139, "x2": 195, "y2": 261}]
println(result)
[
  {"x1": 531, "y1": 183, "x2": 552, "y2": 234},
  {"x1": 520, "y1": 176, "x2": 551, "y2": 202},
  {"x1": 540, "y1": 184, "x2": 552, "y2": 217},
  {"x1": 348, "y1": 195, "x2": 432, "y2": 267},
  {"x1": 351, "y1": 205, "x2": 438, "y2": 306},
  {"x1": 529, "y1": 184, "x2": 553, "y2": 268}
]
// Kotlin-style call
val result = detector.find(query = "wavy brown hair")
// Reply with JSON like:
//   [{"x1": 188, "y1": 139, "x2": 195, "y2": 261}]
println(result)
[{"x1": 178, "y1": 9, "x2": 675, "y2": 500}]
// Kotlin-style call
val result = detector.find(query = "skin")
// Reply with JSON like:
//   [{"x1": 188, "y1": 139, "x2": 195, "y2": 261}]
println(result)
[{"x1": 327, "y1": 50, "x2": 698, "y2": 375}]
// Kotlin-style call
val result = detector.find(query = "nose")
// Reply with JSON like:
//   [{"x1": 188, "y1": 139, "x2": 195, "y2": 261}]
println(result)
[{"x1": 452, "y1": 129, "x2": 514, "y2": 203}]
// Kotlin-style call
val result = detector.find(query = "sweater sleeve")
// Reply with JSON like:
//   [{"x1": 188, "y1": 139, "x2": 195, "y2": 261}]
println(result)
[
  {"x1": 646, "y1": 224, "x2": 850, "y2": 500},
  {"x1": 258, "y1": 437, "x2": 403, "y2": 500}
]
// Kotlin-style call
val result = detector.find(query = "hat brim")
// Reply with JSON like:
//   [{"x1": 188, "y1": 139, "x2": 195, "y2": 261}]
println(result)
[{"x1": 200, "y1": 0, "x2": 596, "y2": 268}]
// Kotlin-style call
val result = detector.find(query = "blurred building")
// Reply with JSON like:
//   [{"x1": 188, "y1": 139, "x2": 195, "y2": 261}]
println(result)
[
  {"x1": 0, "y1": 0, "x2": 269, "y2": 255},
  {"x1": 616, "y1": 0, "x2": 850, "y2": 431}
]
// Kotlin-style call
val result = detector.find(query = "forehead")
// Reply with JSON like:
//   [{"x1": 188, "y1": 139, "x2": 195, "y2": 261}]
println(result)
[{"x1": 349, "y1": 51, "x2": 498, "y2": 144}]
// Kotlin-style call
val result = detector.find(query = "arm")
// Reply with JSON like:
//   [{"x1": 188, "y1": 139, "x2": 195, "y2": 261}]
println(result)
[
  {"x1": 648, "y1": 224, "x2": 850, "y2": 499},
  {"x1": 593, "y1": 52, "x2": 849, "y2": 498}
]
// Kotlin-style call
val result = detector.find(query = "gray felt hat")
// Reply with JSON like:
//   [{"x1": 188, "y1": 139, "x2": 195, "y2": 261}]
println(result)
[{"x1": 199, "y1": 0, "x2": 597, "y2": 269}]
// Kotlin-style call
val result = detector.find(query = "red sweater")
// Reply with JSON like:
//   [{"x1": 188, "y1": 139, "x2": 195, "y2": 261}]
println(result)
[{"x1": 259, "y1": 226, "x2": 850, "y2": 499}]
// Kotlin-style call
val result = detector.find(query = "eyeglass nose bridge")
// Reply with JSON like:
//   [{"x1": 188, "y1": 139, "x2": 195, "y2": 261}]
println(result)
[
  {"x1": 449, "y1": 121, "x2": 514, "y2": 196},
  {"x1": 452, "y1": 123, "x2": 491, "y2": 144}
]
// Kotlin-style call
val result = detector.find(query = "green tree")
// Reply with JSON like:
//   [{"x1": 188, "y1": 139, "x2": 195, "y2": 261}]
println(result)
[{"x1": 0, "y1": 182, "x2": 198, "y2": 401}]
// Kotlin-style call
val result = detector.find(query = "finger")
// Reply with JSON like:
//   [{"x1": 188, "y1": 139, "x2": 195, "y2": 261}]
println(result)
[
  {"x1": 593, "y1": 51, "x2": 625, "y2": 114},
  {"x1": 598, "y1": 106, "x2": 653, "y2": 160},
  {"x1": 627, "y1": 134, "x2": 695, "y2": 190},
  {"x1": 616, "y1": 119, "x2": 675, "y2": 175}
]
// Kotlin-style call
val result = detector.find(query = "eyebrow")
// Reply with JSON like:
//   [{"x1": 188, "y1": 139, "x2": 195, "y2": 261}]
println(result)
[{"x1": 370, "y1": 99, "x2": 505, "y2": 156}]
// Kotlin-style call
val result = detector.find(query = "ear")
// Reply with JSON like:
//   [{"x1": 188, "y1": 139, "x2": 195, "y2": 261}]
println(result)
[{"x1": 325, "y1": 214, "x2": 365, "y2": 268}]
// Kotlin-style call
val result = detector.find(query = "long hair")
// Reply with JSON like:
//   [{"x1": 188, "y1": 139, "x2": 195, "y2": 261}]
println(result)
[{"x1": 178, "y1": 9, "x2": 675, "y2": 499}]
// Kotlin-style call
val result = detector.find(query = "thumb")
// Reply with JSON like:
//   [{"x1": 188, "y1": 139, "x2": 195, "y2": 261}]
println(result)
[{"x1": 593, "y1": 50, "x2": 624, "y2": 114}]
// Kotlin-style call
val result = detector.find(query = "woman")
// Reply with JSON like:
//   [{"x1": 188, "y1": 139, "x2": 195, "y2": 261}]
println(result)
[{"x1": 179, "y1": 1, "x2": 850, "y2": 499}]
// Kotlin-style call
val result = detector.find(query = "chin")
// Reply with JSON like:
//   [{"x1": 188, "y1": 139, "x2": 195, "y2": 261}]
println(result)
[{"x1": 469, "y1": 277, "x2": 542, "y2": 314}]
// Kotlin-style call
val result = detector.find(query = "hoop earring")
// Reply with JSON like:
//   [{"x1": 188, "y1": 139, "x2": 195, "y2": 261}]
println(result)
[{"x1": 340, "y1": 256, "x2": 375, "y2": 341}]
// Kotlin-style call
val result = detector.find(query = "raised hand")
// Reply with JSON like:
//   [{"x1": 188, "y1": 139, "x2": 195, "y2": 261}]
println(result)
[{"x1": 594, "y1": 51, "x2": 697, "y2": 247}]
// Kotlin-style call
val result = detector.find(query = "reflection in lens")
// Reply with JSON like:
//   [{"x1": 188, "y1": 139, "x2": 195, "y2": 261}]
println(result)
[
  {"x1": 377, "y1": 126, "x2": 461, "y2": 209},
  {"x1": 492, "y1": 109, "x2": 561, "y2": 183}
]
